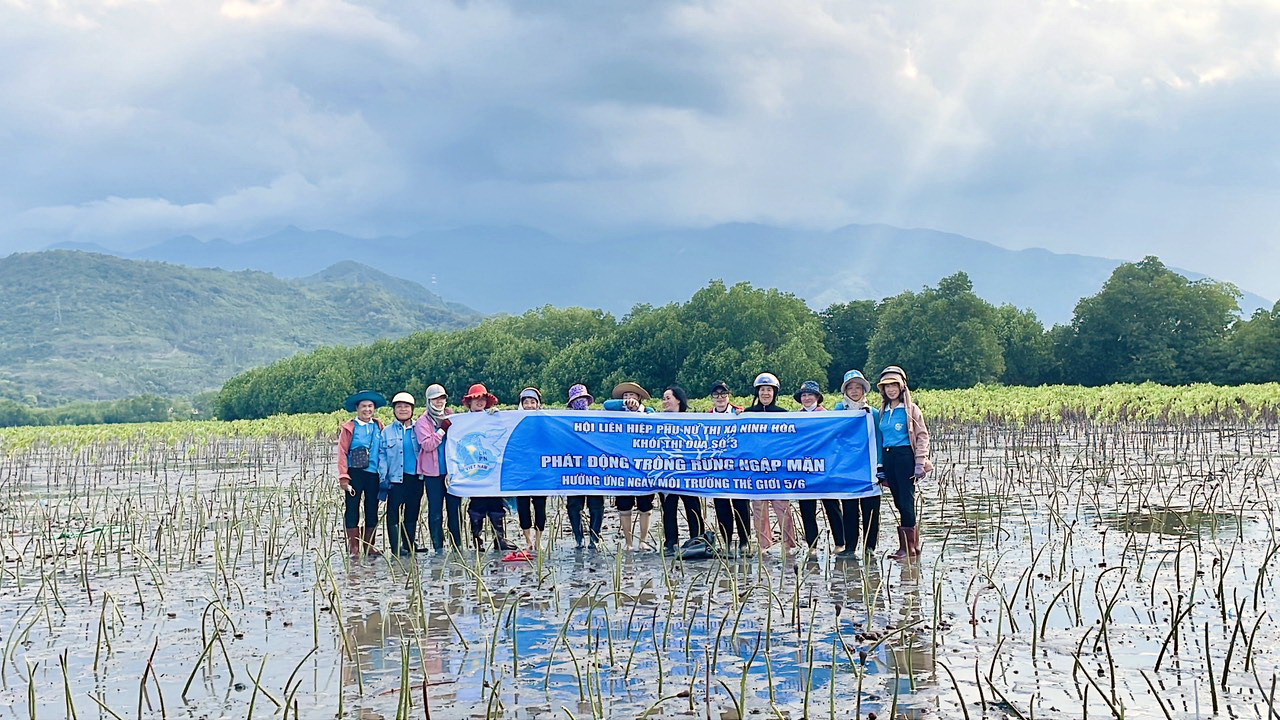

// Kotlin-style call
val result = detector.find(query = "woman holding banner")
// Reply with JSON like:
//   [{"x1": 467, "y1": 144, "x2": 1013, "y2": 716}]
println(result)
[
  {"x1": 745, "y1": 373, "x2": 797, "y2": 556},
  {"x1": 605, "y1": 381, "x2": 656, "y2": 551},
  {"x1": 564, "y1": 384, "x2": 605, "y2": 549},
  {"x1": 658, "y1": 385, "x2": 710, "y2": 555},
  {"x1": 414, "y1": 384, "x2": 462, "y2": 553},
  {"x1": 506, "y1": 387, "x2": 548, "y2": 562},
  {"x1": 709, "y1": 380, "x2": 752, "y2": 557},
  {"x1": 832, "y1": 370, "x2": 883, "y2": 556},
  {"x1": 877, "y1": 366, "x2": 932, "y2": 559},
  {"x1": 792, "y1": 380, "x2": 845, "y2": 556},
  {"x1": 461, "y1": 383, "x2": 518, "y2": 552}
]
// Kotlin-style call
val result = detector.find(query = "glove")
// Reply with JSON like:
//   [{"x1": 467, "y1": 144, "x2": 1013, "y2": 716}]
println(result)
[
  {"x1": 875, "y1": 467, "x2": 886, "y2": 483},
  {"x1": 485, "y1": 407, "x2": 498, "y2": 415},
  {"x1": 339, "y1": 478, "x2": 355, "y2": 495},
  {"x1": 914, "y1": 463, "x2": 925, "y2": 479}
]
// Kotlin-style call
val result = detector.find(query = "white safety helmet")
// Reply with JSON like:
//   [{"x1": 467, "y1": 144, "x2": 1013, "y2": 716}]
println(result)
[{"x1": 752, "y1": 372, "x2": 781, "y2": 389}]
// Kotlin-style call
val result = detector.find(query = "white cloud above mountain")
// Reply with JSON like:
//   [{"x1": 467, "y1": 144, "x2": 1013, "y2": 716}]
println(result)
[{"x1": 1, "y1": 0, "x2": 1276, "y2": 297}]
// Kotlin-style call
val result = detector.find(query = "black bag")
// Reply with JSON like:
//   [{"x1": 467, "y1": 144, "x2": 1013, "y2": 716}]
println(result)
[{"x1": 348, "y1": 436, "x2": 371, "y2": 470}]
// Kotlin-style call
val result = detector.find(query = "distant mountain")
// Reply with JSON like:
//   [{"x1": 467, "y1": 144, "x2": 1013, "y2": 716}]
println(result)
[
  {"x1": 0, "y1": 251, "x2": 481, "y2": 403},
  {"x1": 48, "y1": 223, "x2": 1272, "y2": 325}
]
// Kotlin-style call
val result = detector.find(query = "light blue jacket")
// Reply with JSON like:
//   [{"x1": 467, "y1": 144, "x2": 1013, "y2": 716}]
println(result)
[{"x1": 377, "y1": 420, "x2": 418, "y2": 500}]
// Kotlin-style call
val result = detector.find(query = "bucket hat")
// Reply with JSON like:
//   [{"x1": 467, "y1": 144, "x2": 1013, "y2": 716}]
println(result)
[
  {"x1": 343, "y1": 390, "x2": 387, "y2": 413},
  {"x1": 792, "y1": 380, "x2": 824, "y2": 404},
  {"x1": 519, "y1": 387, "x2": 542, "y2": 403},
  {"x1": 462, "y1": 383, "x2": 499, "y2": 408},
  {"x1": 840, "y1": 370, "x2": 871, "y2": 395},
  {"x1": 566, "y1": 384, "x2": 594, "y2": 405},
  {"x1": 611, "y1": 382, "x2": 651, "y2": 401}
]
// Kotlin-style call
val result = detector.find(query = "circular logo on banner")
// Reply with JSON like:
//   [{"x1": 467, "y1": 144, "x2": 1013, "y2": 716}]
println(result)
[{"x1": 457, "y1": 432, "x2": 499, "y2": 479}]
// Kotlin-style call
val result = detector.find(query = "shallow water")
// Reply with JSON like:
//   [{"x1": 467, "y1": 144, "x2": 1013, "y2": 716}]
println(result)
[{"x1": 0, "y1": 424, "x2": 1277, "y2": 719}]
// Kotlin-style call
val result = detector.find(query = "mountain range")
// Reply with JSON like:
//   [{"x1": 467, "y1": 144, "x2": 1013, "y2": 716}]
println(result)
[
  {"x1": 53, "y1": 223, "x2": 1272, "y2": 326},
  {"x1": 0, "y1": 251, "x2": 481, "y2": 403}
]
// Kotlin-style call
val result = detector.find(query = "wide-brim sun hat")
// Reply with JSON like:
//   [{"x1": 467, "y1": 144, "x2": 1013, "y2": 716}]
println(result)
[
  {"x1": 611, "y1": 382, "x2": 651, "y2": 401},
  {"x1": 567, "y1": 384, "x2": 594, "y2": 405},
  {"x1": 793, "y1": 380, "x2": 824, "y2": 404},
  {"x1": 462, "y1": 383, "x2": 499, "y2": 408},
  {"x1": 344, "y1": 390, "x2": 387, "y2": 413},
  {"x1": 391, "y1": 391, "x2": 416, "y2": 406},
  {"x1": 425, "y1": 384, "x2": 448, "y2": 401},
  {"x1": 840, "y1": 370, "x2": 871, "y2": 395},
  {"x1": 877, "y1": 374, "x2": 904, "y2": 388}
]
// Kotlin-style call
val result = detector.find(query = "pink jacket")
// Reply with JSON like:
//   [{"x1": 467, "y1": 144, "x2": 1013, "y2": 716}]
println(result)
[
  {"x1": 889, "y1": 389, "x2": 933, "y2": 472},
  {"x1": 412, "y1": 410, "x2": 452, "y2": 477}
]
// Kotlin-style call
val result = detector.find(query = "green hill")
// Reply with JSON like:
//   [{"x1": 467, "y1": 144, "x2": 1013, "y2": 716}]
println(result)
[{"x1": 0, "y1": 251, "x2": 482, "y2": 403}]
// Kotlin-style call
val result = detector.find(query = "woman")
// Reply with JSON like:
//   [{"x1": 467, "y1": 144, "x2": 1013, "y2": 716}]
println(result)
[
  {"x1": 877, "y1": 366, "x2": 932, "y2": 558},
  {"x1": 832, "y1": 370, "x2": 883, "y2": 557},
  {"x1": 337, "y1": 390, "x2": 387, "y2": 558},
  {"x1": 745, "y1": 373, "x2": 797, "y2": 555},
  {"x1": 605, "y1": 381, "x2": 656, "y2": 551},
  {"x1": 380, "y1": 391, "x2": 425, "y2": 557},
  {"x1": 658, "y1": 385, "x2": 708, "y2": 554},
  {"x1": 461, "y1": 383, "x2": 518, "y2": 552},
  {"x1": 792, "y1": 380, "x2": 845, "y2": 556},
  {"x1": 708, "y1": 381, "x2": 751, "y2": 557},
  {"x1": 414, "y1": 384, "x2": 461, "y2": 553},
  {"x1": 564, "y1": 384, "x2": 605, "y2": 549},
  {"x1": 507, "y1": 387, "x2": 548, "y2": 562}
]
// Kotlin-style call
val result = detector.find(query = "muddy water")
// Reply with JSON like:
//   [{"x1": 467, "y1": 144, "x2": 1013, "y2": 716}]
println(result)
[{"x1": 0, "y1": 424, "x2": 1277, "y2": 718}]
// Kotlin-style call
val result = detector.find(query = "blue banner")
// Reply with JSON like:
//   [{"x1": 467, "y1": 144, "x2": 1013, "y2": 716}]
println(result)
[{"x1": 444, "y1": 410, "x2": 879, "y2": 500}]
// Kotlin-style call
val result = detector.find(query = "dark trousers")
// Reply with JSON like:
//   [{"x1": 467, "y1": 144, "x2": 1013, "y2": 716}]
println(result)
[
  {"x1": 566, "y1": 495, "x2": 604, "y2": 544},
  {"x1": 424, "y1": 475, "x2": 462, "y2": 551},
  {"x1": 798, "y1": 498, "x2": 845, "y2": 548},
  {"x1": 386, "y1": 474, "x2": 425, "y2": 554},
  {"x1": 713, "y1": 498, "x2": 752, "y2": 545},
  {"x1": 661, "y1": 493, "x2": 705, "y2": 548},
  {"x1": 883, "y1": 446, "x2": 918, "y2": 527},
  {"x1": 840, "y1": 495, "x2": 882, "y2": 552},
  {"x1": 343, "y1": 469, "x2": 381, "y2": 530},
  {"x1": 516, "y1": 496, "x2": 548, "y2": 531}
]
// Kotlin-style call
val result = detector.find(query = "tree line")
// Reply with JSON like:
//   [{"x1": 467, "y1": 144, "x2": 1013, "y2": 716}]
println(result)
[{"x1": 212, "y1": 256, "x2": 1278, "y2": 421}]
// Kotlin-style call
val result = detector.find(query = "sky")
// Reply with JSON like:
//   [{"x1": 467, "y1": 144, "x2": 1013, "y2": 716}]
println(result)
[{"x1": 1, "y1": 0, "x2": 1277, "y2": 299}]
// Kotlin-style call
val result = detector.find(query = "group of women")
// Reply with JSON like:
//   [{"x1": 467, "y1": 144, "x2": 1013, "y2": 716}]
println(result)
[{"x1": 335, "y1": 366, "x2": 931, "y2": 562}]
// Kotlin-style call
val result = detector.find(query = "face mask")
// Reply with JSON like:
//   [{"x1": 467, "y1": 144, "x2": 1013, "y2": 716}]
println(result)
[{"x1": 569, "y1": 397, "x2": 590, "y2": 411}]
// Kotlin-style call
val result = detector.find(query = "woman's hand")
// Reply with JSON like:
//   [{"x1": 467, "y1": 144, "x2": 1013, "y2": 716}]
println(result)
[
  {"x1": 340, "y1": 478, "x2": 355, "y2": 495},
  {"x1": 914, "y1": 463, "x2": 926, "y2": 479},
  {"x1": 624, "y1": 397, "x2": 641, "y2": 412}
]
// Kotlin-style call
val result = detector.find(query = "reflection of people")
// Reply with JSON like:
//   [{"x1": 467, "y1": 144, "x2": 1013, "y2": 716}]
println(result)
[
  {"x1": 380, "y1": 392, "x2": 424, "y2": 556},
  {"x1": 745, "y1": 373, "x2": 796, "y2": 555},
  {"x1": 563, "y1": 384, "x2": 605, "y2": 549},
  {"x1": 832, "y1": 370, "x2": 883, "y2": 557},
  {"x1": 605, "y1": 381, "x2": 656, "y2": 551},
  {"x1": 461, "y1": 383, "x2": 517, "y2": 552},
  {"x1": 658, "y1": 386, "x2": 708, "y2": 554},
  {"x1": 507, "y1": 387, "x2": 547, "y2": 562},
  {"x1": 708, "y1": 381, "x2": 752, "y2": 556},
  {"x1": 793, "y1": 380, "x2": 844, "y2": 556},
  {"x1": 415, "y1": 384, "x2": 461, "y2": 553},
  {"x1": 876, "y1": 366, "x2": 932, "y2": 559},
  {"x1": 338, "y1": 391, "x2": 387, "y2": 558}
]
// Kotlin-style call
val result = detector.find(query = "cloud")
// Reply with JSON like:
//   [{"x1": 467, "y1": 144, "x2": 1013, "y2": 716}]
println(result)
[{"x1": 0, "y1": 0, "x2": 1276, "y2": 296}]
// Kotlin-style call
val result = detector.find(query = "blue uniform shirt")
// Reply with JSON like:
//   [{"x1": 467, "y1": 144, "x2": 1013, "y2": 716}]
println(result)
[
  {"x1": 400, "y1": 422, "x2": 418, "y2": 476},
  {"x1": 351, "y1": 419, "x2": 381, "y2": 474},
  {"x1": 879, "y1": 405, "x2": 911, "y2": 448}
]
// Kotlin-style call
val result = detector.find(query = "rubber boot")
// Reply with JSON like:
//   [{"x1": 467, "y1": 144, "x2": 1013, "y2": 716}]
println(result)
[
  {"x1": 890, "y1": 526, "x2": 908, "y2": 559},
  {"x1": 491, "y1": 512, "x2": 517, "y2": 551},
  {"x1": 386, "y1": 523, "x2": 400, "y2": 556},
  {"x1": 905, "y1": 527, "x2": 922, "y2": 558},
  {"x1": 345, "y1": 528, "x2": 361, "y2": 558},
  {"x1": 361, "y1": 526, "x2": 381, "y2": 557}
]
